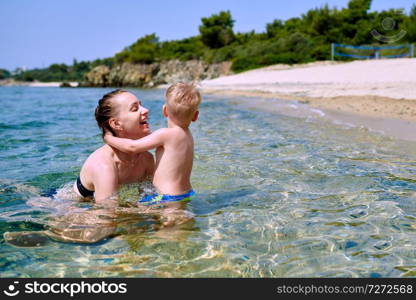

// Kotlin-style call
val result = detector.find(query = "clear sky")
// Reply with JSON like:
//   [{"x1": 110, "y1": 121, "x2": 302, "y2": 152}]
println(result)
[{"x1": 0, "y1": 0, "x2": 413, "y2": 70}]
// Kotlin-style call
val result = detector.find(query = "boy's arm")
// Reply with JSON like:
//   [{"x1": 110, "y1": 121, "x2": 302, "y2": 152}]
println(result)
[{"x1": 104, "y1": 129, "x2": 168, "y2": 154}]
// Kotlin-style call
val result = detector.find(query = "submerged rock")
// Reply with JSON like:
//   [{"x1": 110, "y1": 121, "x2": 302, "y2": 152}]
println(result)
[{"x1": 4, "y1": 231, "x2": 50, "y2": 247}]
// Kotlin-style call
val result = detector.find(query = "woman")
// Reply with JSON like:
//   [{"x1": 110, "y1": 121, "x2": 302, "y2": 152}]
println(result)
[
  {"x1": 4, "y1": 90, "x2": 156, "y2": 246},
  {"x1": 74, "y1": 89, "x2": 155, "y2": 206}
]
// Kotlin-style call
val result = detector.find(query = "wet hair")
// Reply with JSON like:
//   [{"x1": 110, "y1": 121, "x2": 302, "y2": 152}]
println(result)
[
  {"x1": 95, "y1": 89, "x2": 128, "y2": 138},
  {"x1": 165, "y1": 83, "x2": 201, "y2": 121}
]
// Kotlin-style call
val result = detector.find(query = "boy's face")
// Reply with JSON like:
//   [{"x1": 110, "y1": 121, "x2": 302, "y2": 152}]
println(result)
[{"x1": 112, "y1": 92, "x2": 150, "y2": 139}]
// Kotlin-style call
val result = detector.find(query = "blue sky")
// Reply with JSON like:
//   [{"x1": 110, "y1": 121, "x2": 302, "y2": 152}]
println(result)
[{"x1": 0, "y1": 0, "x2": 413, "y2": 70}]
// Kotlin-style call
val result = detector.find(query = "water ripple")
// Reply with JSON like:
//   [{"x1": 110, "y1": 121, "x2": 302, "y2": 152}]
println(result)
[{"x1": 1, "y1": 88, "x2": 416, "y2": 277}]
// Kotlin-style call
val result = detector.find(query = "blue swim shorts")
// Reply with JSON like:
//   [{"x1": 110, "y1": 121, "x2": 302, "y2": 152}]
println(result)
[{"x1": 138, "y1": 189, "x2": 195, "y2": 206}]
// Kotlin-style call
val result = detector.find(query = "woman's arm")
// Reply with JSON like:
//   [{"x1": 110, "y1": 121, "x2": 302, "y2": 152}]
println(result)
[
  {"x1": 104, "y1": 129, "x2": 167, "y2": 154},
  {"x1": 91, "y1": 163, "x2": 118, "y2": 207}
]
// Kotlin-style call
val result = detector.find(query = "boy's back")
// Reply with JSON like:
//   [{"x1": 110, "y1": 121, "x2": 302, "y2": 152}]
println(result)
[{"x1": 153, "y1": 126, "x2": 194, "y2": 195}]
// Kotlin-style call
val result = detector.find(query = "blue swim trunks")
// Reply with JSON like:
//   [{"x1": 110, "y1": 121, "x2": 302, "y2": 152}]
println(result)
[{"x1": 139, "y1": 189, "x2": 195, "y2": 206}]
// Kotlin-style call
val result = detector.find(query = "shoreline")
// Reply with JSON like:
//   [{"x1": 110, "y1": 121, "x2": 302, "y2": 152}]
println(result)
[
  {"x1": 203, "y1": 89, "x2": 416, "y2": 123},
  {"x1": 201, "y1": 58, "x2": 416, "y2": 142},
  {"x1": 203, "y1": 88, "x2": 416, "y2": 142}
]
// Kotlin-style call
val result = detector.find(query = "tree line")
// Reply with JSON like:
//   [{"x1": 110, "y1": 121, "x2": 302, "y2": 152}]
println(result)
[{"x1": 4, "y1": 0, "x2": 416, "y2": 82}]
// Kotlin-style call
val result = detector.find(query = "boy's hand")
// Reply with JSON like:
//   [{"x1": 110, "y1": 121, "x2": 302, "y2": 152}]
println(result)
[
  {"x1": 103, "y1": 127, "x2": 114, "y2": 136},
  {"x1": 103, "y1": 131, "x2": 113, "y2": 144}
]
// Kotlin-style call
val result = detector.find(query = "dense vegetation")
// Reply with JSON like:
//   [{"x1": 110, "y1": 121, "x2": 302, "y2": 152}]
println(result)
[
  {"x1": 0, "y1": 69, "x2": 10, "y2": 79},
  {"x1": 12, "y1": 58, "x2": 114, "y2": 82},
  {"x1": 7, "y1": 0, "x2": 416, "y2": 81}
]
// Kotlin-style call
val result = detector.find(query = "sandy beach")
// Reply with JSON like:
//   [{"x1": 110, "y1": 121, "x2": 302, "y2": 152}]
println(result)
[{"x1": 201, "y1": 58, "x2": 416, "y2": 123}]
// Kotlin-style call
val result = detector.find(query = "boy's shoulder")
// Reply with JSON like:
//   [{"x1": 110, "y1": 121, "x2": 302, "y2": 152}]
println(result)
[{"x1": 155, "y1": 127, "x2": 188, "y2": 138}]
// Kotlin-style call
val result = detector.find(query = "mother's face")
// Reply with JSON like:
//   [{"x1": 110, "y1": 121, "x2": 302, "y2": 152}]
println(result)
[{"x1": 110, "y1": 92, "x2": 150, "y2": 139}]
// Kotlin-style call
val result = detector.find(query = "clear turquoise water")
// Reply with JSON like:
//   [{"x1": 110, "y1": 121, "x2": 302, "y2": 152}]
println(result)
[{"x1": 1, "y1": 86, "x2": 416, "y2": 277}]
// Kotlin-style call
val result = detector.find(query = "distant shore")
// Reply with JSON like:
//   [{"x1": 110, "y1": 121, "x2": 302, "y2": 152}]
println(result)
[
  {"x1": 201, "y1": 59, "x2": 416, "y2": 123},
  {"x1": 3, "y1": 59, "x2": 416, "y2": 140},
  {"x1": 0, "y1": 79, "x2": 78, "y2": 87}
]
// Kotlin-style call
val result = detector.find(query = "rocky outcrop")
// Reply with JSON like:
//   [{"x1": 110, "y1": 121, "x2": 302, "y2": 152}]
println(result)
[
  {"x1": 82, "y1": 60, "x2": 232, "y2": 88},
  {"x1": 84, "y1": 65, "x2": 110, "y2": 87},
  {"x1": 109, "y1": 63, "x2": 159, "y2": 87}
]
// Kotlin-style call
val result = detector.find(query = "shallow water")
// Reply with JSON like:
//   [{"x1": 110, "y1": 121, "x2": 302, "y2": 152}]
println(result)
[{"x1": 1, "y1": 86, "x2": 416, "y2": 277}]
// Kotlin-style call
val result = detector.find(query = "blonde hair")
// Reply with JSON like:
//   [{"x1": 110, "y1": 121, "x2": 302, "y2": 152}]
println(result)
[{"x1": 165, "y1": 83, "x2": 201, "y2": 121}]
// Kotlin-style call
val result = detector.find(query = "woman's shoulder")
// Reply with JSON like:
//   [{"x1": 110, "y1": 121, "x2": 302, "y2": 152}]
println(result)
[{"x1": 84, "y1": 145, "x2": 116, "y2": 171}]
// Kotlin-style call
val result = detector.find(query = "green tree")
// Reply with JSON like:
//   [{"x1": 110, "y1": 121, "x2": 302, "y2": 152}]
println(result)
[
  {"x1": 306, "y1": 5, "x2": 334, "y2": 38},
  {"x1": 159, "y1": 37, "x2": 205, "y2": 61},
  {"x1": 348, "y1": 0, "x2": 372, "y2": 11},
  {"x1": 91, "y1": 57, "x2": 114, "y2": 68},
  {"x1": 199, "y1": 11, "x2": 235, "y2": 48},
  {"x1": 266, "y1": 19, "x2": 284, "y2": 38},
  {"x1": 72, "y1": 60, "x2": 90, "y2": 73},
  {"x1": 49, "y1": 64, "x2": 69, "y2": 74},
  {"x1": 234, "y1": 31, "x2": 258, "y2": 44},
  {"x1": 347, "y1": 0, "x2": 372, "y2": 23},
  {"x1": 0, "y1": 68, "x2": 10, "y2": 79},
  {"x1": 405, "y1": 4, "x2": 416, "y2": 42},
  {"x1": 115, "y1": 34, "x2": 159, "y2": 64}
]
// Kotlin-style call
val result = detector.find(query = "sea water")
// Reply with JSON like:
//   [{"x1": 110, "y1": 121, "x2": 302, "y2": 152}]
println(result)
[{"x1": 1, "y1": 86, "x2": 416, "y2": 277}]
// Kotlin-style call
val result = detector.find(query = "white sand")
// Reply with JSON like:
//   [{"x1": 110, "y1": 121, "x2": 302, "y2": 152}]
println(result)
[
  {"x1": 0, "y1": 80, "x2": 79, "y2": 87},
  {"x1": 28, "y1": 82, "x2": 79, "y2": 87},
  {"x1": 28, "y1": 82, "x2": 61, "y2": 87},
  {"x1": 201, "y1": 58, "x2": 416, "y2": 100}
]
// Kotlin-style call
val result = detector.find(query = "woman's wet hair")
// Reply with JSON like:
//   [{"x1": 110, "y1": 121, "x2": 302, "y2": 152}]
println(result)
[{"x1": 95, "y1": 89, "x2": 128, "y2": 138}]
